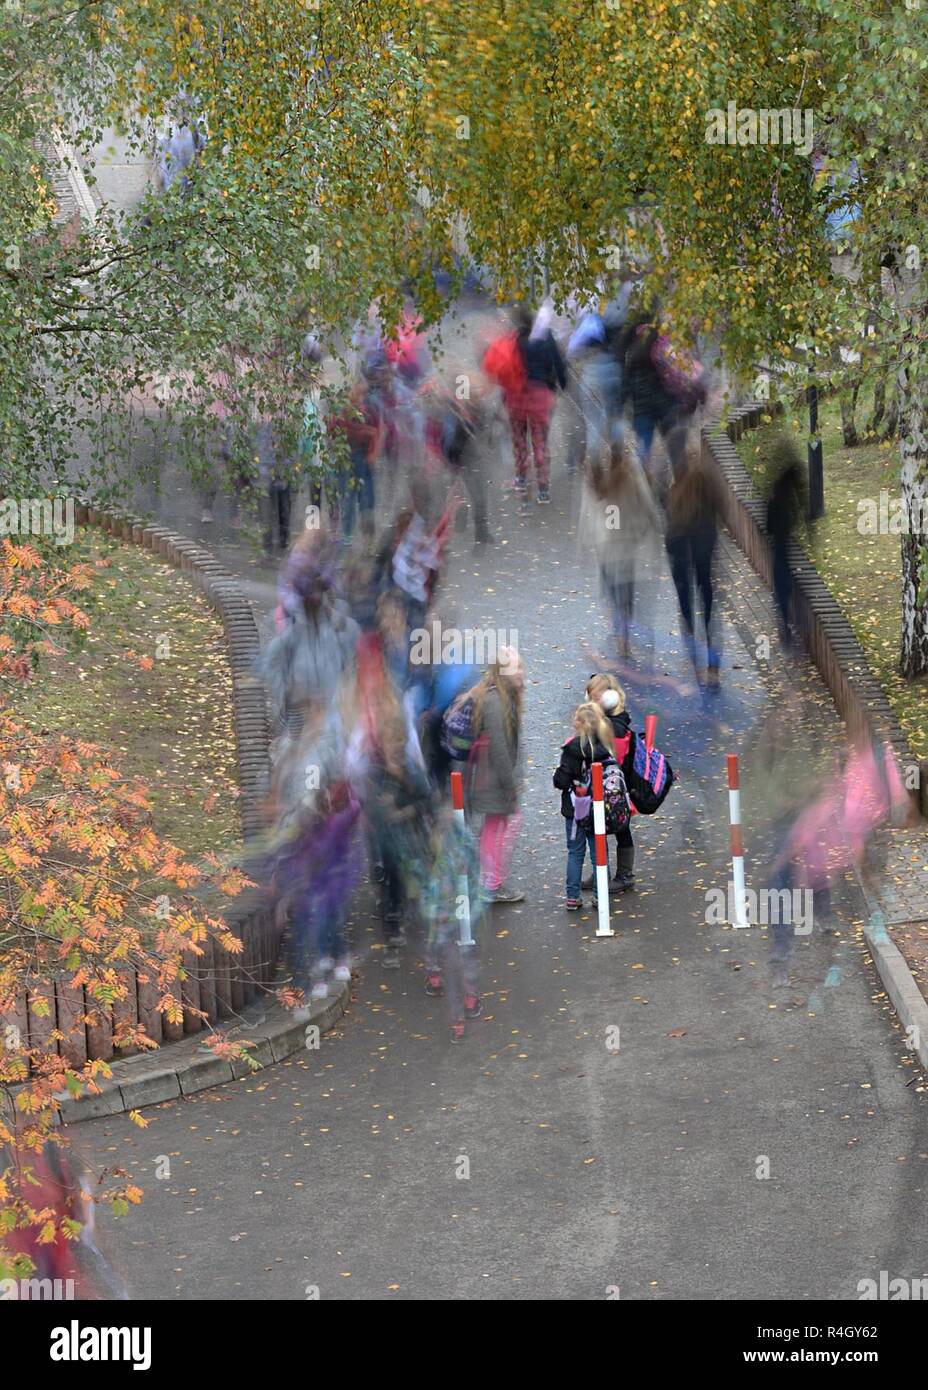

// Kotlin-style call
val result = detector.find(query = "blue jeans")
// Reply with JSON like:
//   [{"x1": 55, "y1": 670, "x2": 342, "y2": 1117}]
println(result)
[
  {"x1": 340, "y1": 448, "x2": 375, "y2": 535},
  {"x1": 289, "y1": 897, "x2": 347, "y2": 986},
  {"x1": 633, "y1": 414, "x2": 655, "y2": 463},
  {"x1": 565, "y1": 817, "x2": 596, "y2": 899},
  {"x1": 633, "y1": 407, "x2": 684, "y2": 473}
]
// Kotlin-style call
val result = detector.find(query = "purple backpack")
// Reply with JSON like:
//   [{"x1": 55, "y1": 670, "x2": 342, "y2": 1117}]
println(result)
[{"x1": 441, "y1": 693, "x2": 476, "y2": 760}]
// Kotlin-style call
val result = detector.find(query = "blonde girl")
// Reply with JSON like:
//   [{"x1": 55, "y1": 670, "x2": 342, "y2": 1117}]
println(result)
[
  {"x1": 585, "y1": 672, "x2": 637, "y2": 891},
  {"x1": 467, "y1": 647, "x2": 525, "y2": 903},
  {"x1": 553, "y1": 700, "x2": 616, "y2": 910}
]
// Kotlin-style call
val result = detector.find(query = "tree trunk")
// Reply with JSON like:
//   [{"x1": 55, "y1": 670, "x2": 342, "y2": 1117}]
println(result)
[
  {"x1": 840, "y1": 380, "x2": 860, "y2": 446},
  {"x1": 868, "y1": 373, "x2": 885, "y2": 434},
  {"x1": 882, "y1": 390, "x2": 900, "y2": 441},
  {"x1": 898, "y1": 384, "x2": 928, "y2": 677}
]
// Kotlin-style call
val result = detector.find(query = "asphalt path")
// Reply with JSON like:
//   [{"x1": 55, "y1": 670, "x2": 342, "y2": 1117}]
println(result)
[{"x1": 70, "y1": 434, "x2": 928, "y2": 1301}]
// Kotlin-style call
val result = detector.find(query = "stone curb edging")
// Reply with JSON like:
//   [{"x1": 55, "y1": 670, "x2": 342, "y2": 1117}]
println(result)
[
  {"x1": 701, "y1": 402, "x2": 928, "y2": 816},
  {"x1": 864, "y1": 916, "x2": 928, "y2": 1072},
  {"x1": 54, "y1": 985, "x2": 350, "y2": 1125}
]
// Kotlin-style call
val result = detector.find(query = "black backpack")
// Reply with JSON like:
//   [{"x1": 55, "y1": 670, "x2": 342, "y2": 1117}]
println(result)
[{"x1": 441, "y1": 406, "x2": 473, "y2": 466}]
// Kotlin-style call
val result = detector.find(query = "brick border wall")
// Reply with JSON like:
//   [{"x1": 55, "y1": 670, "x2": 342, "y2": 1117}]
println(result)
[
  {"x1": 11, "y1": 504, "x2": 281, "y2": 1064},
  {"x1": 701, "y1": 404, "x2": 928, "y2": 816}
]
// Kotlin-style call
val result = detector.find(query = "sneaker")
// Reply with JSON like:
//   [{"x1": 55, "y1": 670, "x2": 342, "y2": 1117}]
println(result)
[
  {"x1": 382, "y1": 946, "x2": 400, "y2": 970},
  {"x1": 425, "y1": 971, "x2": 444, "y2": 997},
  {"x1": 565, "y1": 897, "x2": 583, "y2": 912},
  {"x1": 450, "y1": 1020, "x2": 466, "y2": 1043},
  {"x1": 537, "y1": 487, "x2": 550, "y2": 504},
  {"x1": 332, "y1": 964, "x2": 352, "y2": 984},
  {"x1": 513, "y1": 476, "x2": 528, "y2": 494},
  {"x1": 614, "y1": 871, "x2": 635, "y2": 893},
  {"x1": 485, "y1": 883, "x2": 525, "y2": 904},
  {"x1": 464, "y1": 993, "x2": 482, "y2": 1018},
  {"x1": 200, "y1": 507, "x2": 214, "y2": 524},
  {"x1": 310, "y1": 980, "x2": 329, "y2": 1001}
]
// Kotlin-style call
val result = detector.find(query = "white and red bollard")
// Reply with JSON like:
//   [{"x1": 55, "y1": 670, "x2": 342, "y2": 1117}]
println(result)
[
  {"x1": 727, "y1": 753, "x2": 749, "y2": 928},
  {"x1": 591, "y1": 761, "x2": 615, "y2": 938},
  {"x1": 450, "y1": 770, "x2": 474, "y2": 947}
]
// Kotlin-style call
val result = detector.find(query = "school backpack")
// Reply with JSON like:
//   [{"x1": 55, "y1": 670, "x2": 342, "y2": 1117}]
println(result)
[
  {"x1": 600, "y1": 756, "x2": 631, "y2": 834},
  {"x1": 441, "y1": 404, "x2": 473, "y2": 467},
  {"x1": 650, "y1": 333, "x2": 707, "y2": 413},
  {"x1": 441, "y1": 692, "x2": 477, "y2": 760},
  {"x1": 626, "y1": 731, "x2": 674, "y2": 815}
]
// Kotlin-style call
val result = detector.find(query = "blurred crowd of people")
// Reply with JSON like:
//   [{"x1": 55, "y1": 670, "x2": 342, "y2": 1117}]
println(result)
[
  {"x1": 242, "y1": 287, "x2": 705, "y2": 1037},
  {"x1": 253, "y1": 499, "x2": 528, "y2": 1040},
  {"x1": 229, "y1": 283, "x2": 907, "y2": 1027}
]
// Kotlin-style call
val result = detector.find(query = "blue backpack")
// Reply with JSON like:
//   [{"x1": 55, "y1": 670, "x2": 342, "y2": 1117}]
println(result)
[{"x1": 626, "y1": 732, "x2": 674, "y2": 815}]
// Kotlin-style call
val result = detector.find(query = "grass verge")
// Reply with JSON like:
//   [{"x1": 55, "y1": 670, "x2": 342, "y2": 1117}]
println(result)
[
  {"x1": 738, "y1": 389, "x2": 928, "y2": 760},
  {"x1": 11, "y1": 528, "x2": 242, "y2": 863}
]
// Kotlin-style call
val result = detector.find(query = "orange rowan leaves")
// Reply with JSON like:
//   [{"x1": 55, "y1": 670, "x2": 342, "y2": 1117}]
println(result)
[{"x1": 1, "y1": 545, "x2": 253, "y2": 1278}]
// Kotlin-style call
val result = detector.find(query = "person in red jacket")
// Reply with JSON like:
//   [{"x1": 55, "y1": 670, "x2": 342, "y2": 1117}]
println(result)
[{"x1": 483, "y1": 305, "x2": 567, "y2": 503}]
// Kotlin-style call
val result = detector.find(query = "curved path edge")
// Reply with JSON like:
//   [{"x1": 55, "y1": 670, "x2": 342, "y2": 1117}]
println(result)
[{"x1": 55, "y1": 986, "x2": 349, "y2": 1125}]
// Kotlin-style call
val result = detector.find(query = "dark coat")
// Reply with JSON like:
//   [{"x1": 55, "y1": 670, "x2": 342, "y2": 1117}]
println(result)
[
  {"x1": 606, "y1": 708, "x2": 634, "y2": 758},
  {"x1": 553, "y1": 713, "x2": 635, "y2": 818},
  {"x1": 553, "y1": 733, "x2": 612, "y2": 819},
  {"x1": 520, "y1": 331, "x2": 567, "y2": 391},
  {"x1": 619, "y1": 320, "x2": 677, "y2": 422},
  {"x1": 665, "y1": 460, "x2": 724, "y2": 542}
]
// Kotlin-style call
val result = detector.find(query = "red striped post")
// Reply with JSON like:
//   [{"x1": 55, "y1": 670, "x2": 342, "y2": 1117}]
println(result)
[
  {"x1": 450, "y1": 771, "x2": 474, "y2": 947},
  {"x1": 727, "y1": 754, "x2": 749, "y2": 928},
  {"x1": 644, "y1": 714, "x2": 657, "y2": 751},
  {"x1": 591, "y1": 762, "x2": 615, "y2": 938}
]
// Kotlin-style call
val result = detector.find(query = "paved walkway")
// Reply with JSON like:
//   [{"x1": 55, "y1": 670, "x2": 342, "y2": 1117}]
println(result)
[
  {"x1": 56, "y1": 135, "x2": 928, "y2": 1298},
  {"x1": 67, "y1": 403, "x2": 928, "y2": 1300}
]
